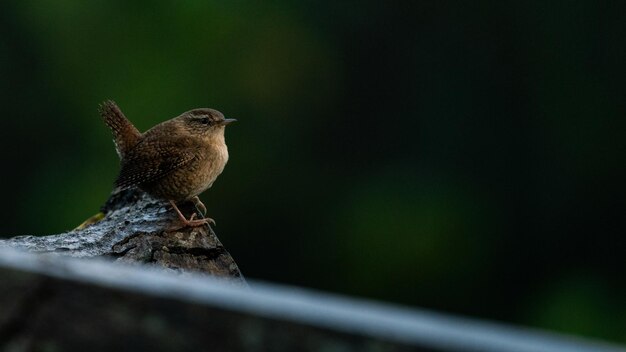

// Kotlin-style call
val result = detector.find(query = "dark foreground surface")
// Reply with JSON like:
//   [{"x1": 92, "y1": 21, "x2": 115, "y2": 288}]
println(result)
[{"x1": 0, "y1": 248, "x2": 623, "y2": 352}]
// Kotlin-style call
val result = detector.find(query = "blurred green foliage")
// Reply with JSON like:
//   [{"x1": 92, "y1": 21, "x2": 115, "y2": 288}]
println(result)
[{"x1": 1, "y1": 0, "x2": 625, "y2": 344}]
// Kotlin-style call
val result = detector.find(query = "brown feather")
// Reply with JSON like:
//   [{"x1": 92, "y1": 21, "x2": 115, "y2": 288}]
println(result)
[
  {"x1": 100, "y1": 100, "x2": 142, "y2": 159},
  {"x1": 115, "y1": 138, "x2": 197, "y2": 189}
]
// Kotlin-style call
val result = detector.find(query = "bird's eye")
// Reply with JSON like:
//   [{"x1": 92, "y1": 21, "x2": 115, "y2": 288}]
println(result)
[{"x1": 201, "y1": 117, "x2": 210, "y2": 125}]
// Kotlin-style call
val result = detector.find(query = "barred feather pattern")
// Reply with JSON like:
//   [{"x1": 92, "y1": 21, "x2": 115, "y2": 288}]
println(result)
[
  {"x1": 115, "y1": 139, "x2": 196, "y2": 190},
  {"x1": 100, "y1": 100, "x2": 142, "y2": 159}
]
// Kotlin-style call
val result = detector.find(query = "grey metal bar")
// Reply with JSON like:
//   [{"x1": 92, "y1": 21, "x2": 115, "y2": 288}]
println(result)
[{"x1": 0, "y1": 247, "x2": 623, "y2": 352}]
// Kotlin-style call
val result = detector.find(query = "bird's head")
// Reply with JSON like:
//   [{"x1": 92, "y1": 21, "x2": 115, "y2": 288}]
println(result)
[{"x1": 177, "y1": 108, "x2": 236, "y2": 139}]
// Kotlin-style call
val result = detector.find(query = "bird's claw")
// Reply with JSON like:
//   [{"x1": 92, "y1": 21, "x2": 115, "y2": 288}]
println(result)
[
  {"x1": 189, "y1": 212, "x2": 215, "y2": 226},
  {"x1": 169, "y1": 200, "x2": 215, "y2": 229}
]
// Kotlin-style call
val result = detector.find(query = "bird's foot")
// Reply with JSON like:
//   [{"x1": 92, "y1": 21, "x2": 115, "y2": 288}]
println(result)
[
  {"x1": 169, "y1": 200, "x2": 215, "y2": 229},
  {"x1": 188, "y1": 213, "x2": 216, "y2": 226}
]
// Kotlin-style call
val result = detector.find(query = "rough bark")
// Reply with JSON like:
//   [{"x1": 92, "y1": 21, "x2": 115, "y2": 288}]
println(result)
[{"x1": 0, "y1": 188, "x2": 245, "y2": 285}]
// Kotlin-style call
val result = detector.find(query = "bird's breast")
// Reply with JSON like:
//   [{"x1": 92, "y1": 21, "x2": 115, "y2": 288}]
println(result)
[
  {"x1": 142, "y1": 139, "x2": 229, "y2": 202},
  {"x1": 194, "y1": 142, "x2": 229, "y2": 194}
]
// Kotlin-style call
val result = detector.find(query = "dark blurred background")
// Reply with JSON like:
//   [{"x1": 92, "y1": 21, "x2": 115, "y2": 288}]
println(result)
[{"x1": 1, "y1": 0, "x2": 625, "y2": 344}]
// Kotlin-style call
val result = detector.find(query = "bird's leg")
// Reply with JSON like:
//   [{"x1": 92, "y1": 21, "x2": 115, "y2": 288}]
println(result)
[
  {"x1": 189, "y1": 196, "x2": 216, "y2": 225},
  {"x1": 189, "y1": 197, "x2": 215, "y2": 225},
  {"x1": 191, "y1": 196, "x2": 207, "y2": 216},
  {"x1": 169, "y1": 200, "x2": 215, "y2": 227}
]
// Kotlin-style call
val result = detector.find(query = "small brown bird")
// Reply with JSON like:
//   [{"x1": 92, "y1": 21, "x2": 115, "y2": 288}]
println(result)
[{"x1": 100, "y1": 100, "x2": 235, "y2": 227}]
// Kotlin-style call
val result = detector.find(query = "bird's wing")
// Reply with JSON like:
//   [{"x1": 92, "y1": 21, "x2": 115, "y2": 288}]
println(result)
[{"x1": 115, "y1": 139, "x2": 196, "y2": 189}]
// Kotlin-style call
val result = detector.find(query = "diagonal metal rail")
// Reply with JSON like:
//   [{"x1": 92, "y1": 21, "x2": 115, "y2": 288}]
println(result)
[{"x1": 0, "y1": 247, "x2": 623, "y2": 352}]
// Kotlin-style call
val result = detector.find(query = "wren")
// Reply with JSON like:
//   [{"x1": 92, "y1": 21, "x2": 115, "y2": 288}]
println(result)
[{"x1": 100, "y1": 100, "x2": 235, "y2": 227}]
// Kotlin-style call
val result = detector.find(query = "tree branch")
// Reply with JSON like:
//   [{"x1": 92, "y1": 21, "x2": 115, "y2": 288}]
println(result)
[{"x1": 0, "y1": 188, "x2": 245, "y2": 285}]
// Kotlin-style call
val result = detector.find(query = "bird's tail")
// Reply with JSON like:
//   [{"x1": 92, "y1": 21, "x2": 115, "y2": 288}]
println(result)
[{"x1": 99, "y1": 100, "x2": 142, "y2": 159}]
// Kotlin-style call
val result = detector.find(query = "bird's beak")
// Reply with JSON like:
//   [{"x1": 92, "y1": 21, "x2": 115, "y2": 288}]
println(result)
[{"x1": 221, "y1": 118, "x2": 237, "y2": 126}]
